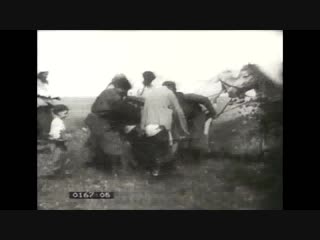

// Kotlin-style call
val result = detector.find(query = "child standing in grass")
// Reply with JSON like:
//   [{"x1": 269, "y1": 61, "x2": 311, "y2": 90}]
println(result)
[{"x1": 46, "y1": 104, "x2": 72, "y2": 178}]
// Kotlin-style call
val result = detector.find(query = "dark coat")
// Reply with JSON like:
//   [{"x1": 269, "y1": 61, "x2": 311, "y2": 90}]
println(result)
[
  {"x1": 86, "y1": 88, "x2": 141, "y2": 156},
  {"x1": 175, "y1": 92, "x2": 216, "y2": 119},
  {"x1": 172, "y1": 92, "x2": 216, "y2": 151}
]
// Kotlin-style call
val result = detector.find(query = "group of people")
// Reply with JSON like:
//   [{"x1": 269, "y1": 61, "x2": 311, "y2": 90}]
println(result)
[
  {"x1": 84, "y1": 71, "x2": 217, "y2": 177},
  {"x1": 37, "y1": 70, "x2": 218, "y2": 178}
]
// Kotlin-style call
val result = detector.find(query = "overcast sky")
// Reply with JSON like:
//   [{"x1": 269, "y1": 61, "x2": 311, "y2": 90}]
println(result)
[{"x1": 38, "y1": 30, "x2": 283, "y2": 97}]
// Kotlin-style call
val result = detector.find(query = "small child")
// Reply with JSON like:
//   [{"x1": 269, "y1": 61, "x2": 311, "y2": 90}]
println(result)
[{"x1": 46, "y1": 104, "x2": 72, "y2": 178}]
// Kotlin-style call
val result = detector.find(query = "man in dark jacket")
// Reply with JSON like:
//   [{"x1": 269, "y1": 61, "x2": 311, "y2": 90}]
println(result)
[
  {"x1": 162, "y1": 81, "x2": 216, "y2": 157},
  {"x1": 85, "y1": 74, "x2": 141, "y2": 176}
]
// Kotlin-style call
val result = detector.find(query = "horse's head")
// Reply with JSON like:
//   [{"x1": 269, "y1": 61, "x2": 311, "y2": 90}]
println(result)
[
  {"x1": 218, "y1": 69, "x2": 252, "y2": 99},
  {"x1": 238, "y1": 63, "x2": 282, "y2": 101},
  {"x1": 218, "y1": 63, "x2": 281, "y2": 101},
  {"x1": 227, "y1": 64, "x2": 259, "y2": 97}
]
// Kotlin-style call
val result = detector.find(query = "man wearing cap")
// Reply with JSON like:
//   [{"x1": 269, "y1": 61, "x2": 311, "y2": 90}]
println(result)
[{"x1": 162, "y1": 81, "x2": 216, "y2": 158}]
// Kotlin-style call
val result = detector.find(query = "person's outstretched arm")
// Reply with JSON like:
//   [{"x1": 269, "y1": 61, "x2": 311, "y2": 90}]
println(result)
[
  {"x1": 184, "y1": 93, "x2": 217, "y2": 118},
  {"x1": 125, "y1": 96, "x2": 145, "y2": 106}
]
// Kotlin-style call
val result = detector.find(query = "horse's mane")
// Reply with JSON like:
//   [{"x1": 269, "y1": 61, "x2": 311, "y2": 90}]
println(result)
[
  {"x1": 241, "y1": 64, "x2": 272, "y2": 82},
  {"x1": 241, "y1": 63, "x2": 282, "y2": 98}
]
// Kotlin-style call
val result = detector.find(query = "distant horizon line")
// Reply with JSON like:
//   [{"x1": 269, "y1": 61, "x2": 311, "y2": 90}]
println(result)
[{"x1": 60, "y1": 96, "x2": 96, "y2": 98}]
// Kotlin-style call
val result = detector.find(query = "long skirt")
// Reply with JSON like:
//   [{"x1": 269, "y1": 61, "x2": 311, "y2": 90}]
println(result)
[{"x1": 37, "y1": 106, "x2": 53, "y2": 138}]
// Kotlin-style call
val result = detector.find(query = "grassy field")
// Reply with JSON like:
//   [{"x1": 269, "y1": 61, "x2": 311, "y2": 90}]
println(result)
[{"x1": 37, "y1": 97, "x2": 282, "y2": 210}]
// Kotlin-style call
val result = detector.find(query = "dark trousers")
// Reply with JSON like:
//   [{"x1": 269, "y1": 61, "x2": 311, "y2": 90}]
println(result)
[{"x1": 127, "y1": 127, "x2": 170, "y2": 171}]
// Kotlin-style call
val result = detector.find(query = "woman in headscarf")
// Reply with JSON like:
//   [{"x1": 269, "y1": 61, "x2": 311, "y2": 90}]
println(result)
[
  {"x1": 84, "y1": 74, "x2": 141, "y2": 176},
  {"x1": 37, "y1": 71, "x2": 60, "y2": 107}
]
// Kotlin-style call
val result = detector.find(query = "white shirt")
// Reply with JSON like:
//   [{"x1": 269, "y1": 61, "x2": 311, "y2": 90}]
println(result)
[
  {"x1": 145, "y1": 124, "x2": 162, "y2": 137},
  {"x1": 37, "y1": 79, "x2": 51, "y2": 97},
  {"x1": 49, "y1": 117, "x2": 66, "y2": 139},
  {"x1": 141, "y1": 86, "x2": 188, "y2": 132},
  {"x1": 37, "y1": 79, "x2": 61, "y2": 107},
  {"x1": 137, "y1": 84, "x2": 154, "y2": 98}
]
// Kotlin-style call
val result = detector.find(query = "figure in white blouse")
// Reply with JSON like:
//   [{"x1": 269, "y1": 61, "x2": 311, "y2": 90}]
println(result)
[{"x1": 37, "y1": 71, "x2": 60, "y2": 107}]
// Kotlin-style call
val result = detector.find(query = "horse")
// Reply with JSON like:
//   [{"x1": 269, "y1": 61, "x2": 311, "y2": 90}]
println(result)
[
  {"x1": 217, "y1": 63, "x2": 282, "y2": 101},
  {"x1": 208, "y1": 63, "x2": 283, "y2": 158}
]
